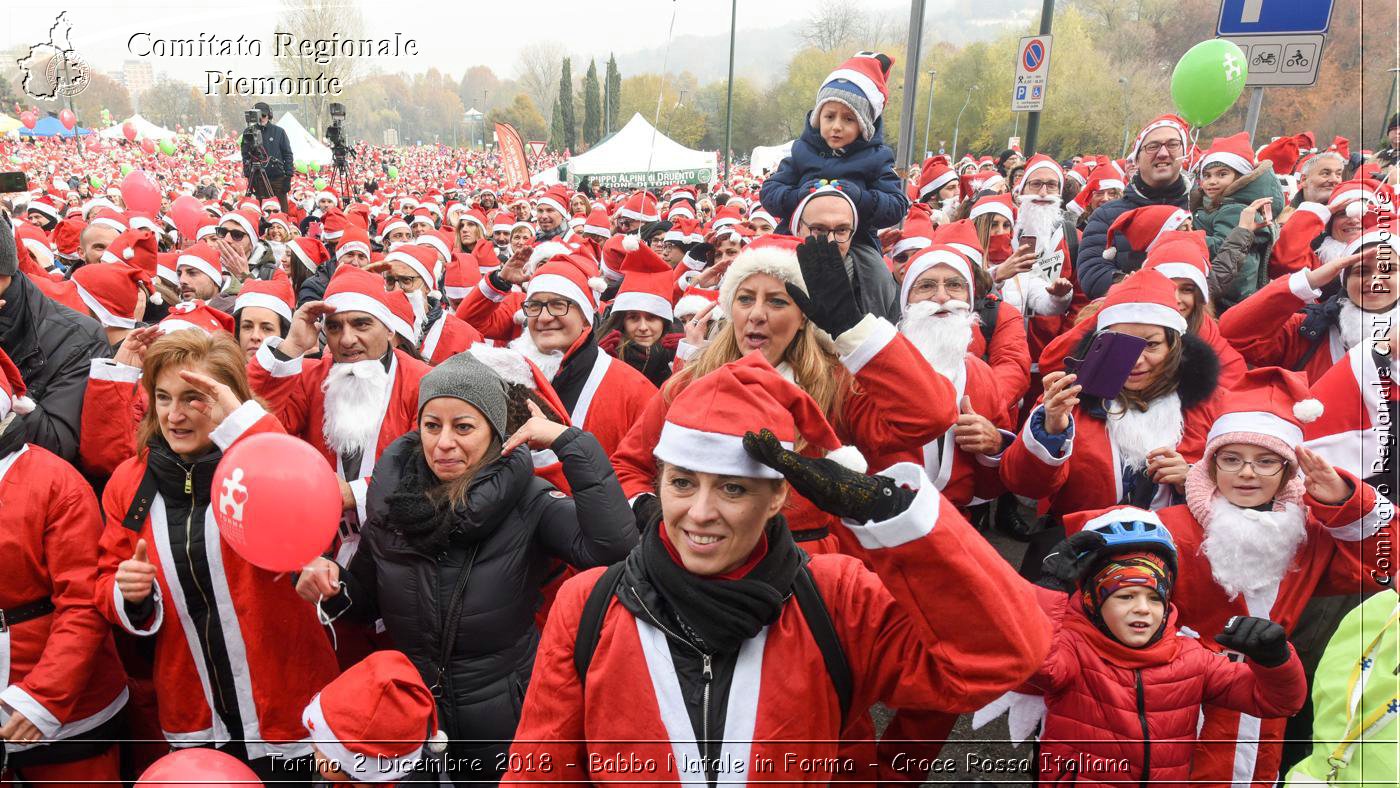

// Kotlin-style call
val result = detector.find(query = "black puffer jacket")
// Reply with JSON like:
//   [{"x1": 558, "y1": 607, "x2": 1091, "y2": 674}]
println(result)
[
  {"x1": 0, "y1": 273, "x2": 111, "y2": 462},
  {"x1": 1076, "y1": 174, "x2": 1190, "y2": 299},
  {"x1": 325, "y1": 426, "x2": 637, "y2": 763}
]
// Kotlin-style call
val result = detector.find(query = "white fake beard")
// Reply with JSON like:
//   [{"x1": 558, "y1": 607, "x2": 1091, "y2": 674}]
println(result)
[
  {"x1": 1105, "y1": 392, "x2": 1184, "y2": 472},
  {"x1": 321, "y1": 359, "x2": 391, "y2": 459},
  {"x1": 1202, "y1": 497, "x2": 1308, "y2": 600},
  {"x1": 1014, "y1": 195, "x2": 1063, "y2": 253},
  {"x1": 1338, "y1": 297, "x2": 1390, "y2": 353},
  {"x1": 1317, "y1": 236, "x2": 1350, "y2": 265},
  {"x1": 939, "y1": 196, "x2": 961, "y2": 216},
  {"x1": 405, "y1": 288, "x2": 428, "y2": 330},
  {"x1": 899, "y1": 300, "x2": 975, "y2": 382},
  {"x1": 508, "y1": 332, "x2": 564, "y2": 381}
]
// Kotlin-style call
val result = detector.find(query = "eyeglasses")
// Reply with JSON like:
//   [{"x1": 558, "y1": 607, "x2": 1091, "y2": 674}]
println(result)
[
  {"x1": 1141, "y1": 140, "x2": 1184, "y2": 156},
  {"x1": 805, "y1": 226, "x2": 854, "y2": 242},
  {"x1": 522, "y1": 298, "x2": 574, "y2": 317},
  {"x1": 215, "y1": 227, "x2": 248, "y2": 242},
  {"x1": 1214, "y1": 453, "x2": 1286, "y2": 476},
  {"x1": 383, "y1": 274, "x2": 421, "y2": 291},
  {"x1": 909, "y1": 278, "x2": 969, "y2": 298},
  {"x1": 1022, "y1": 179, "x2": 1060, "y2": 194}
]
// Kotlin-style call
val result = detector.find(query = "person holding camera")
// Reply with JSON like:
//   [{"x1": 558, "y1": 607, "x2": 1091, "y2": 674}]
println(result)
[{"x1": 241, "y1": 102, "x2": 294, "y2": 213}]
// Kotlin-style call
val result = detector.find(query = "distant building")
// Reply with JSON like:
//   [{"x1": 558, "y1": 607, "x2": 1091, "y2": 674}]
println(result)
[{"x1": 123, "y1": 60, "x2": 154, "y2": 106}]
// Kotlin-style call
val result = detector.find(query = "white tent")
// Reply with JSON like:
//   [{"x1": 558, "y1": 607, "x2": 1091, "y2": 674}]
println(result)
[
  {"x1": 276, "y1": 112, "x2": 333, "y2": 166},
  {"x1": 750, "y1": 141, "x2": 794, "y2": 176},
  {"x1": 565, "y1": 113, "x2": 716, "y2": 189},
  {"x1": 98, "y1": 114, "x2": 177, "y2": 141}
]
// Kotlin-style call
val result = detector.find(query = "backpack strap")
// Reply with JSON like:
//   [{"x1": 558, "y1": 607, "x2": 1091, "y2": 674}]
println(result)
[
  {"x1": 121, "y1": 464, "x2": 160, "y2": 533},
  {"x1": 573, "y1": 562, "x2": 627, "y2": 687},
  {"x1": 792, "y1": 565, "x2": 853, "y2": 725}
]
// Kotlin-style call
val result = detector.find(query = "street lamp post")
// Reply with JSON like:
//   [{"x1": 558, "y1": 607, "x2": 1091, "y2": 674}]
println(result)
[
  {"x1": 951, "y1": 84, "x2": 977, "y2": 162},
  {"x1": 920, "y1": 69, "x2": 936, "y2": 162}
]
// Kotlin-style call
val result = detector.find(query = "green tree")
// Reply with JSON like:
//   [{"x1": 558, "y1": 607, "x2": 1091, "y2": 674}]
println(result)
[
  {"x1": 489, "y1": 93, "x2": 547, "y2": 142},
  {"x1": 605, "y1": 54, "x2": 622, "y2": 135},
  {"x1": 557, "y1": 58, "x2": 576, "y2": 152},
  {"x1": 618, "y1": 73, "x2": 706, "y2": 148},
  {"x1": 549, "y1": 94, "x2": 565, "y2": 151},
  {"x1": 582, "y1": 59, "x2": 602, "y2": 146}
]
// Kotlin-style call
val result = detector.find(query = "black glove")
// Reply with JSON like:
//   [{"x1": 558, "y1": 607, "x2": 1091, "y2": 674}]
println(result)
[
  {"x1": 786, "y1": 235, "x2": 864, "y2": 337},
  {"x1": 1037, "y1": 530, "x2": 1109, "y2": 593},
  {"x1": 632, "y1": 492, "x2": 663, "y2": 529},
  {"x1": 1214, "y1": 616, "x2": 1292, "y2": 667},
  {"x1": 742, "y1": 429, "x2": 913, "y2": 523}
]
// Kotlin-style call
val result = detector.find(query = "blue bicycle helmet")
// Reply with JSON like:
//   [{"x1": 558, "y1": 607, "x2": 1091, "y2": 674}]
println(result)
[{"x1": 1081, "y1": 507, "x2": 1178, "y2": 573}]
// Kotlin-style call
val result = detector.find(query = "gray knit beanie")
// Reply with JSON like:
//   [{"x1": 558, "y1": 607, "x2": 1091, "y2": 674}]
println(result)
[
  {"x1": 417, "y1": 352, "x2": 509, "y2": 439},
  {"x1": 0, "y1": 212, "x2": 18, "y2": 277}
]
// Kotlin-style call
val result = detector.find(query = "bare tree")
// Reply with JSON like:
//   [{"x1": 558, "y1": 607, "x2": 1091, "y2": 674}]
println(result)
[
  {"x1": 860, "y1": 8, "x2": 906, "y2": 51},
  {"x1": 276, "y1": 0, "x2": 365, "y2": 129},
  {"x1": 801, "y1": 1, "x2": 866, "y2": 52},
  {"x1": 516, "y1": 41, "x2": 564, "y2": 120}
]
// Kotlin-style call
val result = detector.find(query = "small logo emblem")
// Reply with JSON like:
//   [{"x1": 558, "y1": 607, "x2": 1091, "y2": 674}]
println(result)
[{"x1": 17, "y1": 12, "x2": 90, "y2": 100}]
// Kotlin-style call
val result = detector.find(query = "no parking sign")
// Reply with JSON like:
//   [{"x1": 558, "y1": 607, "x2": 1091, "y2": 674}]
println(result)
[{"x1": 1012, "y1": 35, "x2": 1053, "y2": 112}]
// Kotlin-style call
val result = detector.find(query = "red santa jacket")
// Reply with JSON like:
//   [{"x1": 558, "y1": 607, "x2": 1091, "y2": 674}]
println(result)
[
  {"x1": 1000, "y1": 335, "x2": 1222, "y2": 516},
  {"x1": 1, "y1": 443, "x2": 128, "y2": 749},
  {"x1": 967, "y1": 300, "x2": 1033, "y2": 423},
  {"x1": 455, "y1": 275, "x2": 528, "y2": 342},
  {"x1": 421, "y1": 311, "x2": 484, "y2": 366},
  {"x1": 1037, "y1": 307, "x2": 1247, "y2": 389},
  {"x1": 1219, "y1": 268, "x2": 1346, "y2": 383},
  {"x1": 80, "y1": 359, "x2": 146, "y2": 478},
  {"x1": 1267, "y1": 202, "x2": 1327, "y2": 280},
  {"x1": 503, "y1": 463, "x2": 1053, "y2": 786},
  {"x1": 246, "y1": 341, "x2": 431, "y2": 532},
  {"x1": 613, "y1": 316, "x2": 956, "y2": 554},
  {"x1": 1028, "y1": 591, "x2": 1305, "y2": 788},
  {"x1": 92, "y1": 402, "x2": 339, "y2": 758},
  {"x1": 1065, "y1": 476, "x2": 1389, "y2": 786}
]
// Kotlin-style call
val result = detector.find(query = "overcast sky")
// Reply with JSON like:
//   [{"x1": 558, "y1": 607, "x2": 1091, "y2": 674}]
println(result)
[{"x1": 5, "y1": 1, "x2": 917, "y2": 85}]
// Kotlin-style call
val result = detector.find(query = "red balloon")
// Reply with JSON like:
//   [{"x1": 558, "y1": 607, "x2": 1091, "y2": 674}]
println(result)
[
  {"x1": 120, "y1": 170, "x2": 161, "y2": 216},
  {"x1": 213, "y1": 433, "x2": 341, "y2": 572},
  {"x1": 137, "y1": 747, "x2": 263, "y2": 787},
  {"x1": 19, "y1": 111, "x2": 36, "y2": 129},
  {"x1": 169, "y1": 194, "x2": 205, "y2": 241},
  {"x1": 140, "y1": 138, "x2": 156, "y2": 155},
  {"x1": 122, "y1": 121, "x2": 137, "y2": 141},
  {"x1": 58, "y1": 108, "x2": 76, "y2": 130}
]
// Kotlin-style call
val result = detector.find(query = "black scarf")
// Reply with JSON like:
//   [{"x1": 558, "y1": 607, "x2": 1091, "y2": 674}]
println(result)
[
  {"x1": 620, "y1": 339, "x2": 677, "y2": 389},
  {"x1": 1131, "y1": 173, "x2": 1188, "y2": 205},
  {"x1": 623, "y1": 517, "x2": 805, "y2": 654},
  {"x1": 0, "y1": 413, "x2": 29, "y2": 460},
  {"x1": 550, "y1": 334, "x2": 599, "y2": 415},
  {"x1": 383, "y1": 435, "x2": 532, "y2": 556}
]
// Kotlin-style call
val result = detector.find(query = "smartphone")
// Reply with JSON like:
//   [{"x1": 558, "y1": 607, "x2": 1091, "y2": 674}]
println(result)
[
  {"x1": 0, "y1": 172, "x2": 29, "y2": 193},
  {"x1": 1063, "y1": 331, "x2": 1149, "y2": 400}
]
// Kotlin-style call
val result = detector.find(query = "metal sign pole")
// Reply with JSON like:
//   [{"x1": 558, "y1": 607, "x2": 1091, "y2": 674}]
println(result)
[
  {"x1": 894, "y1": 0, "x2": 928, "y2": 173},
  {"x1": 1022, "y1": 0, "x2": 1055, "y2": 157},
  {"x1": 1243, "y1": 86, "x2": 1266, "y2": 145}
]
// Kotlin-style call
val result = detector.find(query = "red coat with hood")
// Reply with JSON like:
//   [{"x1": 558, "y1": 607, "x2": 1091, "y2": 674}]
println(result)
[
  {"x1": 967, "y1": 300, "x2": 1033, "y2": 422},
  {"x1": 613, "y1": 315, "x2": 956, "y2": 554},
  {"x1": 93, "y1": 402, "x2": 339, "y2": 757},
  {"x1": 503, "y1": 463, "x2": 1053, "y2": 786}
]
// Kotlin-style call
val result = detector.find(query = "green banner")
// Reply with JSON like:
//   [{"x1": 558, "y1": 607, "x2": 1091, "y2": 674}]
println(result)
[{"x1": 571, "y1": 167, "x2": 714, "y2": 189}]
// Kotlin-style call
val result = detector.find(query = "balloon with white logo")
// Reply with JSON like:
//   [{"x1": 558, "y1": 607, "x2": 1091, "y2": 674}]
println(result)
[
  {"x1": 1170, "y1": 39, "x2": 1249, "y2": 127},
  {"x1": 212, "y1": 433, "x2": 342, "y2": 572}
]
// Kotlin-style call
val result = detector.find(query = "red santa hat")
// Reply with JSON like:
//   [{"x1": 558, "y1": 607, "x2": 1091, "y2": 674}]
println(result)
[
  {"x1": 710, "y1": 204, "x2": 745, "y2": 230},
  {"x1": 459, "y1": 208, "x2": 490, "y2": 235},
  {"x1": 324, "y1": 265, "x2": 418, "y2": 345},
  {"x1": 1095, "y1": 269, "x2": 1187, "y2": 334},
  {"x1": 613, "y1": 235, "x2": 676, "y2": 321},
  {"x1": 26, "y1": 195, "x2": 60, "y2": 222},
  {"x1": 1205, "y1": 366, "x2": 1323, "y2": 464},
  {"x1": 1144, "y1": 231, "x2": 1211, "y2": 299},
  {"x1": 917, "y1": 156, "x2": 957, "y2": 202},
  {"x1": 100, "y1": 228, "x2": 158, "y2": 275},
  {"x1": 1256, "y1": 135, "x2": 1302, "y2": 175},
  {"x1": 617, "y1": 191, "x2": 660, "y2": 223},
  {"x1": 302, "y1": 651, "x2": 445, "y2": 783},
  {"x1": 233, "y1": 273, "x2": 296, "y2": 324},
  {"x1": 443, "y1": 250, "x2": 483, "y2": 301},
  {"x1": 321, "y1": 208, "x2": 354, "y2": 241},
  {"x1": 407, "y1": 208, "x2": 437, "y2": 231},
  {"x1": 654, "y1": 351, "x2": 864, "y2": 478},
  {"x1": 792, "y1": 182, "x2": 860, "y2": 233},
  {"x1": 0, "y1": 347, "x2": 36, "y2": 422},
  {"x1": 748, "y1": 207, "x2": 777, "y2": 229},
  {"x1": 491, "y1": 210, "x2": 517, "y2": 234},
  {"x1": 377, "y1": 216, "x2": 410, "y2": 245},
  {"x1": 930, "y1": 219, "x2": 985, "y2": 268},
  {"x1": 194, "y1": 216, "x2": 219, "y2": 242},
  {"x1": 899, "y1": 244, "x2": 974, "y2": 311},
  {"x1": 335, "y1": 226, "x2": 372, "y2": 261},
  {"x1": 160, "y1": 299, "x2": 236, "y2": 335},
  {"x1": 1069, "y1": 169, "x2": 1128, "y2": 217},
  {"x1": 218, "y1": 209, "x2": 259, "y2": 240},
  {"x1": 1345, "y1": 207, "x2": 1397, "y2": 257},
  {"x1": 1301, "y1": 342, "x2": 1390, "y2": 481},
  {"x1": 969, "y1": 193, "x2": 1015, "y2": 223},
  {"x1": 673, "y1": 284, "x2": 720, "y2": 322},
  {"x1": 1129, "y1": 114, "x2": 1191, "y2": 160},
  {"x1": 1199, "y1": 131, "x2": 1256, "y2": 176},
  {"x1": 891, "y1": 204, "x2": 936, "y2": 259},
  {"x1": 51, "y1": 219, "x2": 84, "y2": 259},
  {"x1": 1327, "y1": 179, "x2": 1391, "y2": 218},
  {"x1": 415, "y1": 230, "x2": 454, "y2": 264},
  {"x1": 385, "y1": 243, "x2": 443, "y2": 296},
  {"x1": 175, "y1": 242, "x2": 224, "y2": 286},
  {"x1": 289, "y1": 237, "x2": 330, "y2": 275},
  {"x1": 1102, "y1": 205, "x2": 1191, "y2": 261},
  {"x1": 88, "y1": 208, "x2": 128, "y2": 234},
  {"x1": 581, "y1": 206, "x2": 612, "y2": 240},
  {"x1": 664, "y1": 217, "x2": 705, "y2": 245},
  {"x1": 72, "y1": 263, "x2": 149, "y2": 329},
  {"x1": 259, "y1": 197, "x2": 280, "y2": 213},
  {"x1": 525, "y1": 252, "x2": 604, "y2": 326},
  {"x1": 154, "y1": 251, "x2": 180, "y2": 288},
  {"x1": 666, "y1": 202, "x2": 696, "y2": 222},
  {"x1": 266, "y1": 213, "x2": 291, "y2": 234},
  {"x1": 1013, "y1": 154, "x2": 1064, "y2": 194},
  {"x1": 812, "y1": 51, "x2": 894, "y2": 142},
  {"x1": 535, "y1": 185, "x2": 571, "y2": 218}
]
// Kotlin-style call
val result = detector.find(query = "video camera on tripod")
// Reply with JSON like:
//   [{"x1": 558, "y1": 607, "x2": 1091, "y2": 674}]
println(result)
[{"x1": 326, "y1": 102, "x2": 355, "y2": 200}]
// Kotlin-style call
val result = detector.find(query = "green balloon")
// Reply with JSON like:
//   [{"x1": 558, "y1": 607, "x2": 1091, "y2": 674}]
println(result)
[
  {"x1": 464, "y1": 166, "x2": 475, "y2": 175},
  {"x1": 387, "y1": 166, "x2": 399, "y2": 180},
  {"x1": 159, "y1": 138, "x2": 176, "y2": 155},
  {"x1": 1170, "y1": 39, "x2": 1248, "y2": 127},
  {"x1": 204, "y1": 152, "x2": 216, "y2": 165},
  {"x1": 120, "y1": 163, "x2": 133, "y2": 176},
  {"x1": 308, "y1": 162, "x2": 320, "y2": 173},
  {"x1": 295, "y1": 161, "x2": 308, "y2": 174},
  {"x1": 314, "y1": 178, "x2": 327, "y2": 190},
  {"x1": 89, "y1": 176, "x2": 104, "y2": 189}
]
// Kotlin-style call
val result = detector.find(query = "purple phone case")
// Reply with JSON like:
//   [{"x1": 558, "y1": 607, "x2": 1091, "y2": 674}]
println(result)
[{"x1": 1064, "y1": 331, "x2": 1149, "y2": 399}]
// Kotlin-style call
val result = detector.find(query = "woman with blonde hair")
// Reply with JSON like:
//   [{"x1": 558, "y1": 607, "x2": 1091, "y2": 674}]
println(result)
[{"x1": 613, "y1": 235, "x2": 956, "y2": 556}]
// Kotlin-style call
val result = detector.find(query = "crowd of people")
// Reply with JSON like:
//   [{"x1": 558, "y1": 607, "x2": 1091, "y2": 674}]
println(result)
[{"x1": 0, "y1": 49, "x2": 1395, "y2": 787}]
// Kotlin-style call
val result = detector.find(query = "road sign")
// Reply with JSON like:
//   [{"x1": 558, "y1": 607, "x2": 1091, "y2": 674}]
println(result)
[
  {"x1": 1012, "y1": 35, "x2": 1053, "y2": 112},
  {"x1": 526, "y1": 141, "x2": 546, "y2": 157},
  {"x1": 1217, "y1": 0, "x2": 1333, "y2": 36},
  {"x1": 1225, "y1": 33, "x2": 1325, "y2": 86}
]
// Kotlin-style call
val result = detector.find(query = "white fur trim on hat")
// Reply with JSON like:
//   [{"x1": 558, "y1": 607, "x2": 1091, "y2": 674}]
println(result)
[
  {"x1": 1200, "y1": 151, "x2": 1254, "y2": 176},
  {"x1": 1096, "y1": 302, "x2": 1187, "y2": 334},
  {"x1": 717, "y1": 245, "x2": 805, "y2": 319},
  {"x1": 900, "y1": 249, "x2": 973, "y2": 310},
  {"x1": 176, "y1": 253, "x2": 223, "y2": 287},
  {"x1": 73, "y1": 281, "x2": 138, "y2": 330},
  {"x1": 969, "y1": 200, "x2": 1013, "y2": 222},
  {"x1": 1151, "y1": 262, "x2": 1210, "y2": 300},
  {"x1": 673, "y1": 293, "x2": 716, "y2": 319},
  {"x1": 335, "y1": 240, "x2": 370, "y2": 260},
  {"x1": 325, "y1": 291, "x2": 416, "y2": 345},
  {"x1": 612, "y1": 291, "x2": 674, "y2": 322},
  {"x1": 655, "y1": 421, "x2": 790, "y2": 479},
  {"x1": 527, "y1": 273, "x2": 595, "y2": 324},
  {"x1": 385, "y1": 249, "x2": 437, "y2": 291},
  {"x1": 826, "y1": 445, "x2": 867, "y2": 474},
  {"x1": 525, "y1": 241, "x2": 572, "y2": 276},
  {"x1": 466, "y1": 343, "x2": 537, "y2": 388},
  {"x1": 1292, "y1": 399, "x2": 1324, "y2": 423},
  {"x1": 234, "y1": 291, "x2": 294, "y2": 323},
  {"x1": 1207, "y1": 410, "x2": 1304, "y2": 449},
  {"x1": 1346, "y1": 229, "x2": 1397, "y2": 257},
  {"x1": 302, "y1": 694, "x2": 423, "y2": 782},
  {"x1": 219, "y1": 212, "x2": 257, "y2": 240},
  {"x1": 621, "y1": 233, "x2": 640, "y2": 252},
  {"x1": 891, "y1": 236, "x2": 932, "y2": 258},
  {"x1": 918, "y1": 170, "x2": 958, "y2": 201}
]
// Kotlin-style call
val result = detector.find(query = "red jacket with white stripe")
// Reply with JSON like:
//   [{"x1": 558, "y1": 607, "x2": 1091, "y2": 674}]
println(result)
[
  {"x1": 455, "y1": 276, "x2": 527, "y2": 342},
  {"x1": 1218, "y1": 268, "x2": 1346, "y2": 383},
  {"x1": 79, "y1": 359, "x2": 146, "y2": 478},
  {"x1": 93, "y1": 402, "x2": 339, "y2": 758},
  {"x1": 503, "y1": 464, "x2": 1053, "y2": 786},
  {"x1": 422, "y1": 311, "x2": 485, "y2": 366},
  {"x1": 1064, "y1": 479, "x2": 1389, "y2": 787},
  {"x1": 612, "y1": 316, "x2": 957, "y2": 553},
  {"x1": 1, "y1": 443, "x2": 128, "y2": 749},
  {"x1": 967, "y1": 300, "x2": 1033, "y2": 423}
]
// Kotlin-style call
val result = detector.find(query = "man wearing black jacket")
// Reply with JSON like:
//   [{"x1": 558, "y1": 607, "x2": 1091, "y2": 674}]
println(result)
[
  {"x1": 242, "y1": 102, "x2": 295, "y2": 212},
  {"x1": 0, "y1": 213, "x2": 111, "y2": 462}
]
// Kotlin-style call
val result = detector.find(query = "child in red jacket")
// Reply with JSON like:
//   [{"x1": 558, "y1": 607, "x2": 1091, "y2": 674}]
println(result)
[{"x1": 1025, "y1": 508, "x2": 1307, "y2": 787}]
